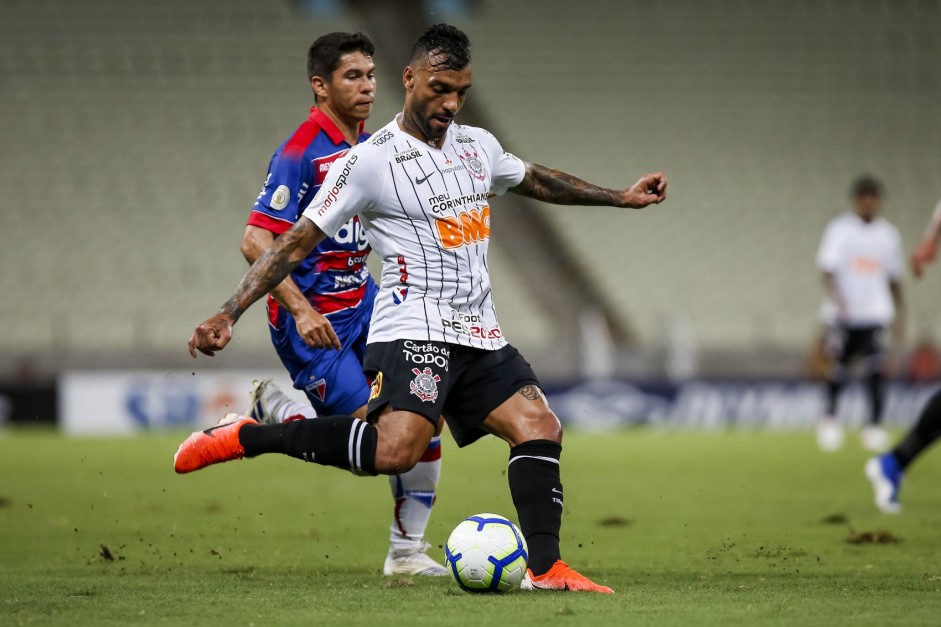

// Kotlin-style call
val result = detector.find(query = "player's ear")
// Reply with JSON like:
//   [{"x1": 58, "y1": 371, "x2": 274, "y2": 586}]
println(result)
[
  {"x1": 403, "y1": 65, "x2": 414, "y2": 92},
  {"x1": 311, "y1": 76, "x2": 328, "y2": 102}
]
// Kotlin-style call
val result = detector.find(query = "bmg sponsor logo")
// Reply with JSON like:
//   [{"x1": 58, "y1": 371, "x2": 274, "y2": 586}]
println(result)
[{"x1": 435, "y1": 206, "x2": 491, "y2": 249}]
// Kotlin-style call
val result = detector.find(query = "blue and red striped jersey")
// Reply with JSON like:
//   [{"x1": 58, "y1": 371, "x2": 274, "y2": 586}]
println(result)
[{"x1": 248, "y1": 107, "x2": 373, "y2": 321}]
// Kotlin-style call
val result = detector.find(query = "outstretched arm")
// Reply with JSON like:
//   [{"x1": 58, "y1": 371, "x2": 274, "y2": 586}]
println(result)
[
  {"x1": 188, "y1": 217, "x2": 327, "y2": 357},
  {"x1": 509, "y1": 162, "x2": 667, "y2": 209},
  {"x1": 241, "y1": 225, "x2": 341, "y2": 350},
  {"x1": 912, "y1": 198, "x2": 941, "y2": 278}
]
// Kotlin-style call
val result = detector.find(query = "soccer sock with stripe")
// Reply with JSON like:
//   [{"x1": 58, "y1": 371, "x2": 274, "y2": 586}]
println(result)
[
  {"x1": 388, "y1": 437, "x2": 442, "y2": 550},
  {"x1": 238, "y1": 416, "x2": 377, "y2": 475},
  {"x1": 893, "y1": 389, "x2": 941, "y2": 470},
  {"x1": 507, "y1": 439, "x2": 563, "y2": 576}
]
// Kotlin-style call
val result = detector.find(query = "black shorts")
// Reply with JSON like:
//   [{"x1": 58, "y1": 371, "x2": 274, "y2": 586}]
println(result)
[
  {"x1": 362, "y1": 340, "x2": 540, "y2": 447},
  {"x1": 827, "y1": 324, "x2": 887, "y2": 366}
]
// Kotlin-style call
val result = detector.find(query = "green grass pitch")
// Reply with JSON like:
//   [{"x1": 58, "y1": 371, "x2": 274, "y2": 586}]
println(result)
[{"x1": 2, "y1": 429, "x2": 941, "y2": 626}]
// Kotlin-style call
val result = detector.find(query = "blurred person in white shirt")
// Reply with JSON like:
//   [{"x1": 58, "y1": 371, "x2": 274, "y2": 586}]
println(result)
[{"x1": 815, "y1": 175, "x2": 904, "y2": 452}]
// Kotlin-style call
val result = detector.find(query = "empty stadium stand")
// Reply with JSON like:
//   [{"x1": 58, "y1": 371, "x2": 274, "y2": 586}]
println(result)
[{"x1": 2, "y1": 0, "x2": 940, "y2": 377}]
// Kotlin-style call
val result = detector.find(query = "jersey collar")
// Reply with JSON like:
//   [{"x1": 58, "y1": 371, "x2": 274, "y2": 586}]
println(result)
[{"x1": 309, "y1": 107, "x2": 366, "y2": 146}]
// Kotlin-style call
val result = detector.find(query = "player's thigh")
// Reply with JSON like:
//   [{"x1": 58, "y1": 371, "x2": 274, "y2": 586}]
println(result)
[{"x1": 443, "y1": 344, "x2": 558, "y2": 447}]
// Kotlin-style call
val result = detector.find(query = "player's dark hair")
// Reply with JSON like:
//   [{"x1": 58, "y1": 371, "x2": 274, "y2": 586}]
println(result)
[
  {"x1": 409, "y1": 23, "x2": 471, "y2": 72},
  {"x1": 307, "y1": 31, "x2": 375, "y2": 82},
  {"x1": 851, "y1": 175, "x2": 883, "y2": 198}
]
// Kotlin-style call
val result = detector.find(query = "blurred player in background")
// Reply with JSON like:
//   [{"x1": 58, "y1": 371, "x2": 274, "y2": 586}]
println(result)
[
  {"x1": 232, "y1": 32, "x2": 445, "y2": 576},
  {"x1": 815, "y1": 176, "x2": 904, "y2": 452},
  {"x1": 866, "y1": 197, "x2": 941, "y2": 513},
  {"x1": 179, "y1": 23, "x2": 667, "y2": 593}
]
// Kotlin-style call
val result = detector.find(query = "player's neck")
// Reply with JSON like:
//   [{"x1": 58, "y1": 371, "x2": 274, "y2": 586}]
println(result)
[
  {"x1": 396, "y1": 112, "x2": 443, "y2": 149},
  {"x1": 318, "y1": 104, "x2": 362, "y2": 145}
]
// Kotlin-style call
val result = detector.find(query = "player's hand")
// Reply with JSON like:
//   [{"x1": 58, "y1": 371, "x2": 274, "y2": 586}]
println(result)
[
  {"x1": 295, "y1": 308, "x2": 342, "y2": 350},
  {"x1": 188, "y1": 313, "x2": 235, "y2": 357},
  {"x1": 911, "y1": 238, "x2": 938, "y2": 278},
  {"x1": 620, "y1": 172, "x2": 667, "y2": 208}
]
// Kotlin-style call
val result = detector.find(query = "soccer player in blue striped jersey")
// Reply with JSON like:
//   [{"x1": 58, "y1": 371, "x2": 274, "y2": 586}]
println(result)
[{"x1": 235, "y1": 32, "x2": 445, "y2": 576}]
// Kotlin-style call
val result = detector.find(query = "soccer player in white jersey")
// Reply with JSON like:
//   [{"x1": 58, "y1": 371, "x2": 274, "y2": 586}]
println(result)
[
  {"x1": 815, "y1": 176, "x2": 904, "y2": 452},
  {"x1": 177, "y1": 24, "x2": 667, "y2": 594},
  {"x1": 865, "y1": 195, "x2": 941, "y2": 513}
]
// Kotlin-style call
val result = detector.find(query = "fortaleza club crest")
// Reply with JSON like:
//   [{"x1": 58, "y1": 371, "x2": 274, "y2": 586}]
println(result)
[{"x1": 409, "y1": 367, "x2": 441, "y2": 403}]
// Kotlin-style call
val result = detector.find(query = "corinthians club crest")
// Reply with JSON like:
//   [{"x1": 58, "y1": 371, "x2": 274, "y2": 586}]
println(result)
[
  {"x1": 460, "y1": 151, "x2": 486, "y2": 181},
  {"x1": 409, "y1": 367, "x2": 441, "y2": 403}
]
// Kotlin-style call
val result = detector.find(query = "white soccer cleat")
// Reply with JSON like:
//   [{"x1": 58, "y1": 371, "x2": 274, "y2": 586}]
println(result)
[
  {"x1": 816, "y1": 418, "x2": 845, "y2": 452},
  {"x1": 865, "y1": 454, "x2": 903, "y2": 514},
  {"x1": 383, "y1": 542, "x2": 448, "y2": 577},
  {"x1": 245, "y1": 378, "x2": 295, "y2": 425},
  {"x1": 860, "y1": 426, "x2": 890, "y2": 452}
]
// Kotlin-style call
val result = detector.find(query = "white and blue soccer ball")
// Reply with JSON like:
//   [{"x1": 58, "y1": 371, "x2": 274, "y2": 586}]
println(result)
[{"x1": 444, "y1": 513, "x2": 528, "y2": 593}]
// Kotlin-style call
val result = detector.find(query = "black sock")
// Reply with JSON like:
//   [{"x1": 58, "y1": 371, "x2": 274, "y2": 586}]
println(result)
[
  {"x1": 867, "y1": 371, "x2": 885, "y2": 425},
  {"x1": 825, "y1": 376, "x2": 844, "y2": 417},
  {"x1": 508, "y1": 439, "x2": 563, "y2": 577},
  {"x1": 238, "y1": 416, "x2": 377, "y2": 475},
  {"x1": 893, "y1": 389, "x2": 941, "y2": 471}
]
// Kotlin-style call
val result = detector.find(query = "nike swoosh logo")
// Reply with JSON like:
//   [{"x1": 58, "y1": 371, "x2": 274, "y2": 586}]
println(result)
[
  {"x1": 414, "y1": 173, "x2": 432, "y2": 185},
  {"x1": 201, "y1": 423, "x2": 233, "y2": 437},
  {"x1": 551, "y1": 488, "x2": 563, "y2": 494}
]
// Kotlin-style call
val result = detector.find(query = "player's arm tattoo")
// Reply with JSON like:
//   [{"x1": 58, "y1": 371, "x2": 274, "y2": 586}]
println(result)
[
  {"x1": 510, "y1": 162, "x2": 622, "y2": 207},
  {"x1": 219, "y1": 218, "x2": 325, "y2": 321},
  {"x1": 518, "y1": 384, "x2": 548, "y2": 404}
]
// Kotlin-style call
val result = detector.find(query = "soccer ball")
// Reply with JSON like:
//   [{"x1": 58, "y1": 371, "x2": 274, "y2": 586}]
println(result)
[{"x1": 444, "y1": 513, "x2": 528, "y2": 593}]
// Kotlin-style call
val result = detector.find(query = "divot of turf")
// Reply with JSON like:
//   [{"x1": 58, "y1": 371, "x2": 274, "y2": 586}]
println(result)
[
  {"x1": 385, "y1": 577, "x2": 414, "y2": 588},
  {"x1": 99, "y1": 544, "x2": 115, "y2": 561},
  {"x1": 846, "y1": 530, "x2": 900, "y2": 544},
  {"x1": 597, "y1": 515, "x2": 631, "y2": 527},
  {"x1": 820, "y1": 513, "x2": 849, "y2": 525}
]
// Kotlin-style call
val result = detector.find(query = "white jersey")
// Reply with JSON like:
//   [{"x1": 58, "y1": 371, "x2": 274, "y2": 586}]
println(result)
[
  {"x1": 816, "y1": 212, "x2": 904, "y2": 327},
  {"x1": 302, "y1": 117, "x2": 526, "y2": 349}
]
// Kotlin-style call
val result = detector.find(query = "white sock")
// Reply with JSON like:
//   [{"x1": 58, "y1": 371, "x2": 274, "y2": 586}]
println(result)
[
  {"x1": 389, "y1": 437, "x2": 441, "y2": 551},
  {"x1": 274, "y1": 399, "x2": 316, "y2": 423}
]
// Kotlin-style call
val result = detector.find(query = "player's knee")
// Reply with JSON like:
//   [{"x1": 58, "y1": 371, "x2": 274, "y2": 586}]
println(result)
[
  {"x1": 517, "y1": 405, "x2": 562, "y2": 444},
  {"x1": 373, "y1": 439, "x2": 424, "y2": 474}
]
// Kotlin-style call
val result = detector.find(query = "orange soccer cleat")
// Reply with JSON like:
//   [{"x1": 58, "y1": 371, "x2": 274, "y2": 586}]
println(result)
[
  {"x1": 173, "y1": 415, "x2": 257, "y2": 474},
  {"x1": 521, "y1": 560, "x2": 614, "y2": 594}
]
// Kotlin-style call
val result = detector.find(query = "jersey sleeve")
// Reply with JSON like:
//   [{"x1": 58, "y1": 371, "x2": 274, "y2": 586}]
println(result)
[
  {"x1": 248, "y1": 150, "x2": 313, "y2": 235},
  {"x1": 479, "y1": 130, "x2": 526, "y2": 196},
  {"x1": 301, "y1": 146, "x2": 379, "y2": 238},
  {"x1": 816, "y1": 221, "x2": 841, "y2": 272}
]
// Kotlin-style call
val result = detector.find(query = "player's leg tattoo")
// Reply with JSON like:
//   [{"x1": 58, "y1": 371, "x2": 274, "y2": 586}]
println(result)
[
  {"x1": 518, "y1": 384, "x2": 547, "y2": 403},
  {"x1": 508, "y1": 440, "x2": 563, "y2": 576},
  {"x1": 239, "y1": 417, "x2": 377, "y2": 475},
  {"x1": 893, "y1": 389, "x2": 941, "y2": 470}
]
